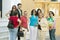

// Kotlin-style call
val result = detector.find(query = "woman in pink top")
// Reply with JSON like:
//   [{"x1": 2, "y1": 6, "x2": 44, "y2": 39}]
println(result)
[{"x1": 20, "y1": 11, "x2": 29, "y2": 40}]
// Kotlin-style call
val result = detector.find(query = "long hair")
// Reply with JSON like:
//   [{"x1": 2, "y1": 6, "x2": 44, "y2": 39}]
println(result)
[
  {"x1": 11, "y1": 5, "x2": 17, "y2": 11},
  {"x1": 36, "y1": 8, "x2": 42, "y2": 16},
  {"x1": 10, "y1": 5, "x2": 17, "y2": 16},
  {"x1": 31, "y1": 9, "x2": 37, "y2": 16}
]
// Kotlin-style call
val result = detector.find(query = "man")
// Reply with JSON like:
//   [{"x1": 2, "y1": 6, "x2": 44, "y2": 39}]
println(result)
[
  {"x1": 17, "y1": 3, "x2": 22, "y2": 18},
  {"x1": 17, "y1": 3, "x2": 22, "y2": 40}
]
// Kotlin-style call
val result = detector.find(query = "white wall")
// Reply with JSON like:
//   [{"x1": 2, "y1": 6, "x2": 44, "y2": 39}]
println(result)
[
  {"x1": 58, "y1": 0, "x2": 60, "y2": 2},
  {"x1": 2, "y1": 0, "x2": 21, "y2": 18}
]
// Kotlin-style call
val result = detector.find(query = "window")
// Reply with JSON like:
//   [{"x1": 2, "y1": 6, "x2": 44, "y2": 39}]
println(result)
[
  {"x1": 51, "y1": 0, "x2": 57, "y2": 1},
  {"x1": 0, "y1": 0, "x2": 2, "y2": 18}
]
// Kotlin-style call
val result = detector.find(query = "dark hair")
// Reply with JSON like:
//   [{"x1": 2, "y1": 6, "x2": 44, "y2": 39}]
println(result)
[
  {"x1": 31, "y1": 9, "x2": 37, "y2": 16},
  {"x1": 12, "y1": 5, "x2": 17, "y2": 10},
  {"x1": 36, "y1": 8, "x2": 42, "y2": 16},
  {"x1": 17, "y1": 3, "x2": 22, "y2": 6},
  {"x1": 13, "y1": 11, "x2": 18, "y2": 16},
  {"x1": 49, "y1": 11, "x2": 55, "y2": 16},
  {"x1": 10, "y1": 5, "x2": 17, "y2": 16}
]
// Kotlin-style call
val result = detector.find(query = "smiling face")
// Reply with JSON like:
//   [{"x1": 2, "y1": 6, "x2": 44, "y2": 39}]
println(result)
[
  {"x1": 12, "y1": 5, "x2": 17, "y2": 11},
  {"x1": 13, "y1": 7, "x2": 16, "y2": 11},
  {"x1": 31, "y1": 9, "x2": 37, "y2": 16},
  {"x1": 39, "y1": 13, "x2": 43, "y2": 18},
  {"x1": 33, "y1": 10, "x2": 36, "y2": 15},
  {"x1": 49, "y1": 11, "x2": 54, "y2": 17},
  {"x1": 24, "y1": 11, "x2": 27, "y2": 16},
  {"x1": 38, "y1": 10, "x2": 42, "y2": 14}
]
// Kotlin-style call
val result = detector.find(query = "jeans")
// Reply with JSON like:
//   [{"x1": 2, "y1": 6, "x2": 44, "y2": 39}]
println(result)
[
  {"x1": 9, "y1": 28, "x2": 18, "y2": 40},
  {"x1": 49, "y1": 29, "x2": 56, "y2": 40}
]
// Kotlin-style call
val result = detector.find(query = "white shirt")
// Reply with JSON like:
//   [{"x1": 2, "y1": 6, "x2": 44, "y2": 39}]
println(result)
[
  {"x1": 39, "y1": 18, "x2": 48, "y2": 31},
  {"x1": 18, "y1": 9, "x2": 21, "y2": 16}
]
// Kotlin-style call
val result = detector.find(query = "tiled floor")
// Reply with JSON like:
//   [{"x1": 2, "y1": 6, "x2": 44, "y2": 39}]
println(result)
[{"x1": 18, "y1": 36, "x2": 60, "y2": 40}]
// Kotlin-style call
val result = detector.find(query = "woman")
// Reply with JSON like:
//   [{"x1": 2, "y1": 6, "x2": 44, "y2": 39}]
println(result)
[
  {"x1": 36, "y1": 9, "x2": 42, "y2": 30},
  {"x1": 37, "y1": 9, "x2": 48, "y2": 40},
  {"x1": 30, "y1": 9, "x2": 38, "y2": 40},
  {"x1": 20, "y1": 11, "x2": 29, "y2": 40},
  {"x1": 47, "y1": 11, "x2": 56, "y2": 40},
  {"x1": 9, "y1": 11, "x2": 21, "y2": 40}
]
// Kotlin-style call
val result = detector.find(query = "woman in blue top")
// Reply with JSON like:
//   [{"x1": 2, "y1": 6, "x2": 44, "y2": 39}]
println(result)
[{"x1": 30, "y1": 9, "x2": 38, "y2": 40}]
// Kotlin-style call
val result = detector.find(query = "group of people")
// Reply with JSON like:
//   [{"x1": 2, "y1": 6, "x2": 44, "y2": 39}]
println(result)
[
  {"x1": 6, "y1": 3, "x2": 56, "y2": 40},
  {"x1": 29, "y1": 9, "x2": 56, "y2": 40}
]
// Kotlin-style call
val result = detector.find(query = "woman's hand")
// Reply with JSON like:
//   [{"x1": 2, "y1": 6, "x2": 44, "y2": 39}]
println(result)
[
  {"x1": 20, "y1": 29, "x2": 23, "y2": 31},
  {"x1": 49, "y1": 26, "x2": 53, "y2": 30}
]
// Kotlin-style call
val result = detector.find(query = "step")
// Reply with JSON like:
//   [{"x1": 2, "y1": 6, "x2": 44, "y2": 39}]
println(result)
[
  {"x1": 0, "y1": 31, "x2": 9, "y2": 36},
  {"x1": 0, "y1": 21, "x2": 8, "y2": 26},
  {"x1": 0, "y1": 27, "x2": 9, "y2": 33},
  {"x1": 0, "y1": 19, "x2": 9, "y2": 27},
  {"x1": 0, "y1": 37, "x2": 9, "y2": 40}
]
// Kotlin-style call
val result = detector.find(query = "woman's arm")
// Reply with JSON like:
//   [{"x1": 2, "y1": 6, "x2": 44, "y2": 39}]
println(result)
[
  {"x1": 5, "y1": 11, "x2": 11, "y2": 17},
  {"x1": 51, "y1": 18, "x2": 56, "y2": 29},
  {"x1": 17, "y1": 19, "x2": 21, "y2": 27}
]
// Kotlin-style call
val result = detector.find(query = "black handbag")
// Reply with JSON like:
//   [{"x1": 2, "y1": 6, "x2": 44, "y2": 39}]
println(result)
[
  {"x1": 17, "y1": 31, "x2": 24, "y2": 37},
  {"x1": 38, "y1": 24, "x2": 42, "y2": 30},
  {"x1": 7, "y1": 20, "x2": 14, "y2": 29},
  {"x1": 38, "y1": 20, "x2": 42, "y2": 30}
]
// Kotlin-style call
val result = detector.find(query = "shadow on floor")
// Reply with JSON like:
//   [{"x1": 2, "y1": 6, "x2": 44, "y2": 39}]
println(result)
[{"x1": 46, "y1": 36, "x2": 60, "y2": 40}]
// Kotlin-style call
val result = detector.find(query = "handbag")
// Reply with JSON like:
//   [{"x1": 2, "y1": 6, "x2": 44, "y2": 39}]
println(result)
[
  {"x1": 7, "y1": 20, "x2": 14, "y2": 29},
  {"x1": 17, "y1": 31, "x2": 24, "y2": 37},
  {"x1": 38, "y1": 20, "x2": 42, "y2": 30},
  {"x1": 38, "y1": 24, "x2": 42, "y2": 30}
]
